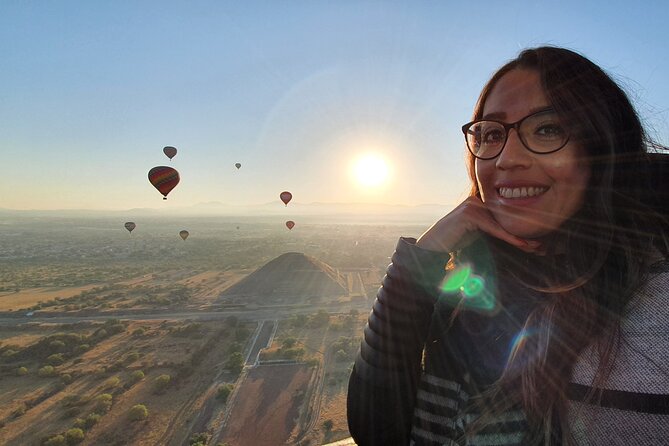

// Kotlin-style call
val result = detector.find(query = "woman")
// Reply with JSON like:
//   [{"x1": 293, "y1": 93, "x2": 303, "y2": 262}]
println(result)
[{"x1": 347, "y1": 47, "x2": 669, "y2": 445}]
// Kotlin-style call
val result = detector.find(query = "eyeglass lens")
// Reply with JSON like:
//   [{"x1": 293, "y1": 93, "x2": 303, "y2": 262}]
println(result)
[{"x1": 466, "y1": 110, "x2": 568, "y2": 158}]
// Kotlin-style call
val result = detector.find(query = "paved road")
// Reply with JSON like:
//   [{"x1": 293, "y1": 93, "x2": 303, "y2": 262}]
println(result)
[
  {"x1": 245, "y1": 320, "x2": 276, "y2": 365},
  {"x1": 0, "y1": 300, "x2": 371, "y2": 325}
]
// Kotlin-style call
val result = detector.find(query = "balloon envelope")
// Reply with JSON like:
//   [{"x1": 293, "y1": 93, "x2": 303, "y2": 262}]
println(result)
[
  {"x1": 148, "y1": 166, "x2": 180, "y2": 199},
  {"x1": 235, "y1": 163, "x2": 241, "y2": 169},
  {"x1": 280, "y1": 191, "x2": 292, "y2": 206},
  {"x1": 163, "y1": 146, "x2": 177, "y2": 159},
  {"x1": 124, "y1": 222, "x2": 136, "y2": 233},
  {"x1": 286, "y1": 220, "x2": 295, "y2": 230},
  {"x1": 179, "y1": 230, "x2": 189, "y2": 240}
]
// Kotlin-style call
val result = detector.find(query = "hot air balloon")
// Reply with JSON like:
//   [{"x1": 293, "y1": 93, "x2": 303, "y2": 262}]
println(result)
[
  {"x1": 179, "y1": 230, "x2": 189, "y2": 241},
  {"x1": 280, "y1": 191, "x2": 292, "y2": 206},
  {"x1": 163, "y1": 146, "x2": 177, "y2": 160},
  {"x1": 124, "y1": 222, "x2": 136, "y2": 233},
  {"x1": 148, "y1": 166, "x2": 180, "y2": 200},
  {"x1": 235, "y1": 163, "x2": 241, "y2": 169},
  {"x1": 286, "y1": 220, "x2": 295, "y2": 230}
]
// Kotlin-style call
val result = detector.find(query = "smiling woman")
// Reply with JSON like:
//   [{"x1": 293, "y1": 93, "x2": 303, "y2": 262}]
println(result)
[{"x1": 351, "y1": 154, "x2": 390, "y2": 188}]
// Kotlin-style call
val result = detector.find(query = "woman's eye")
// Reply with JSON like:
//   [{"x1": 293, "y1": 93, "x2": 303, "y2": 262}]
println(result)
[
  {"x1": 483, "y1": 129, "x2": 504, "y2": 144},
  {"x1": 535, "y1": 124, "x2": 564, "y2": 139}
]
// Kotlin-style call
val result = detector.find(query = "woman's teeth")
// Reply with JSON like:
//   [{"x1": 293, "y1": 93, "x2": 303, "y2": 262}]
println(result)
[{"x1": 498, "y1": 187, "x2": 547, "y2": 198}]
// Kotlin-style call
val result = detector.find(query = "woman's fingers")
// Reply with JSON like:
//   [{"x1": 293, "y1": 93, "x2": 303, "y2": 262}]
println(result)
[{"x1": 416, "y1": 197, "x2": 541, "y2": 253}]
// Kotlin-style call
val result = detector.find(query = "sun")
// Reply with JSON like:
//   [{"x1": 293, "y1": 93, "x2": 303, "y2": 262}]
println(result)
[{"x1": 352, "y1": 154, "x2": 390, "y2": 188}]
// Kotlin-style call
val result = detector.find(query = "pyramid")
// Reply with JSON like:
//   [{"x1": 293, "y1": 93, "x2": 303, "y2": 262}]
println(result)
[{"x1": 219, "y1": 252, "x2": 347, "y2": 303}]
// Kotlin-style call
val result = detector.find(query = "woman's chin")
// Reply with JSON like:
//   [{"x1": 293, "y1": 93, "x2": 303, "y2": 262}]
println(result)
[{"x1": 495, "y1": 216, "x2": 555, "y2": 240}]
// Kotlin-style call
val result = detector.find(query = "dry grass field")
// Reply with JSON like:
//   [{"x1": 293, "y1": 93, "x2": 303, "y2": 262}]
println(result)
[
  {"x1": 0, "y1": 317, "x2": 250, "y2": 446},
  {"x1": 0, "y1": 285, "x2": 100, "y2": 311}
]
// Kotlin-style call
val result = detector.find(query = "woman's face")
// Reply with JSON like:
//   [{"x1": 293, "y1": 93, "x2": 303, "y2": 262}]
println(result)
[{"x1": 475, "y1": 69, "x2": 590, "y2": 239}]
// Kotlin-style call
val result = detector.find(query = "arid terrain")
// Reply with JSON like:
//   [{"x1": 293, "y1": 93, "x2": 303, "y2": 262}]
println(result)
[{"x1": 0, "y1": 212, "x2": 429, "y2": 445}]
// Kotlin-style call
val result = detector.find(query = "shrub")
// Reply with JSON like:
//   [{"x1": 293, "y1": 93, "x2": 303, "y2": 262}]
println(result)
[
  {"x1": 47, "y1": 354, "x2": 65, "y2": 366},
  {"x1": 84, "y1": 413, "x2": 101, "y2": 429},
  {"x1": 323, "y1": 419, "x2": 334, "y2": 431},
  {"x1": 74, "y1": 344, "x2": 89, "y2": 354},
  {"x1": 130, "y1": 370, "x2": 145, "y2": 383},
  {"x1": 102, "y1": 376, "x2": 120, "y2": 390},
  {"x1": 16, "y1": 366, "x2": 28, "y2": 376},
  {"x1": 95, "y1": 393, "x2": 112, "y2": 413},
  {"x1": 44, "y1": 435, "x2": 67, "y2": 446},
  {"x1": 38, "y1": 365, "x2": 57, "y2": 377},
  {"x1": 281, "y1": 337, "x2": 297, "y2": 349},
  {"x1": 73, "y1": 417, "x2": 86, "y2": 429},
  {"x1": 216, "y1": 384, "x2": 234, "y2": 402},
  {"x1": 65, "y1": 427, "x2": 85, "y2": 445},
  {"x1": 153, "y1": 374, "x2": 171, "y2": 393},
  {"x1": 189, "y1": 432, "x2": 210, "y2": 446},
  {"x1": 128, "y1": 404, "x2": 148, "y2": 421},
  {"x1": 132, "y1": 327, "x2": 146, "y2": 337}
]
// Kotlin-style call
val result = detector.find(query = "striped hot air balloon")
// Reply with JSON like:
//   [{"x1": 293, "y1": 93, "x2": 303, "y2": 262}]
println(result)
[{"x1": 148, "y1": 166, "x2": 180, "y2": 200}]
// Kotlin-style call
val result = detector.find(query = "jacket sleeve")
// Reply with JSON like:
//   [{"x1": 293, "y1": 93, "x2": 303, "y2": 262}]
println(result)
[{"x1": 347, "y1": 237, "x2": 451, "y2": 446}]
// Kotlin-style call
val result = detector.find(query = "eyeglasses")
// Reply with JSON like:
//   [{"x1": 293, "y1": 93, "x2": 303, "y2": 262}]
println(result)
[{"x1": 462, "y1": 108, "x2": 571, "y2": 160}]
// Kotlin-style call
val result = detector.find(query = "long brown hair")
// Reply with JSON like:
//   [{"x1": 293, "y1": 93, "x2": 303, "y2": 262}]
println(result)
[{"x1": 463, "y1": 47, "x2": 669, "y2": 443}]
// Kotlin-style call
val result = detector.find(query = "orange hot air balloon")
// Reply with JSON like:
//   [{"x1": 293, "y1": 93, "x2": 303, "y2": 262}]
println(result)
[
  {"x1": 124, "y1": 222, "x2": 136, "y2": 233},
  {"x1": 235, "y1": 163, "x2": 241, "y2": 169},
  {"x1": 179, "y1": 230, "x2": 189, "y2": 240},
  {"x1": 286, "y1": 220, "x2": 295, "y2": 230},
  {"x1": 148, "y1": 166, "x2": 180, "y2": 200},
  {"x1": 163, "y1": 146, "x2": 177, "y2": 160},
  {"x1": 280, "y1": 191, "x2": 292, "y2": 206}
]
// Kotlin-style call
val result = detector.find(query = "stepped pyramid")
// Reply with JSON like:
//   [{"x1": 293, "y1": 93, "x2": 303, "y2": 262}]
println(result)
[{"x1": 219, "y1": 252, "x2": 347, "y2": 303}]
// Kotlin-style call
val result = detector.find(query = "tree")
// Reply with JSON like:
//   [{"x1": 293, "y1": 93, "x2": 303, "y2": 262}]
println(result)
[
  {"x1": 225, "y1": 352, "x2": 244, "y2": 374},
  {"x1": 65, "y1": 428, "x2": 85, "y2": 445},
  {"x1": 323, "y1": 419, "x2": 334, "y2": 431},
  {"x1": 154, "y1": 374, "x2": 171, "y2": 392},
  {"x1": 128, "y1": 404, "x2": 148, "y2": 421},
  {"x1": 216, "y1": 384, "x2": 234, "y2": 402}
]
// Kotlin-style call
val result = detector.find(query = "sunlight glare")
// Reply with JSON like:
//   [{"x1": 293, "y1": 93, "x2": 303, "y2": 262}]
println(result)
[{"x1": 352, "y1": 154, "x2": 390, "y2": 188}]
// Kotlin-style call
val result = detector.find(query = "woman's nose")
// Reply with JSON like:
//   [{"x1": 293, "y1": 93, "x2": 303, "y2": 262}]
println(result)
[{"x1": 495, "y1": 129, "x2": 532, "y2": 170}]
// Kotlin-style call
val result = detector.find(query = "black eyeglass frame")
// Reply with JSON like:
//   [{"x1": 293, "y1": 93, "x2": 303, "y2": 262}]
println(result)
[{"x1": 461, "y1": 108, "x2": 571, "y2": 160}]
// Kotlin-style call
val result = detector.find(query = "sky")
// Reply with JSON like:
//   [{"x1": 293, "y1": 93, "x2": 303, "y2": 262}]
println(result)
[{"x1": 2, "y1": 0, "x2": 668, "y2": 211}]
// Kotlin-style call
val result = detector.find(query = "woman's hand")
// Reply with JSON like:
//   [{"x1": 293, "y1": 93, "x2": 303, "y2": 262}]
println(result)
[{"x1": 416, "y1": 197, "x2": 542, "y2": 253}]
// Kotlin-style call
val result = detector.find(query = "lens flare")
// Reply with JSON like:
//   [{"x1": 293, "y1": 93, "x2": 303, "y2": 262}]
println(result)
[{"x1": 439, "y1": 264, "x2": 496, "y2": 312}]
